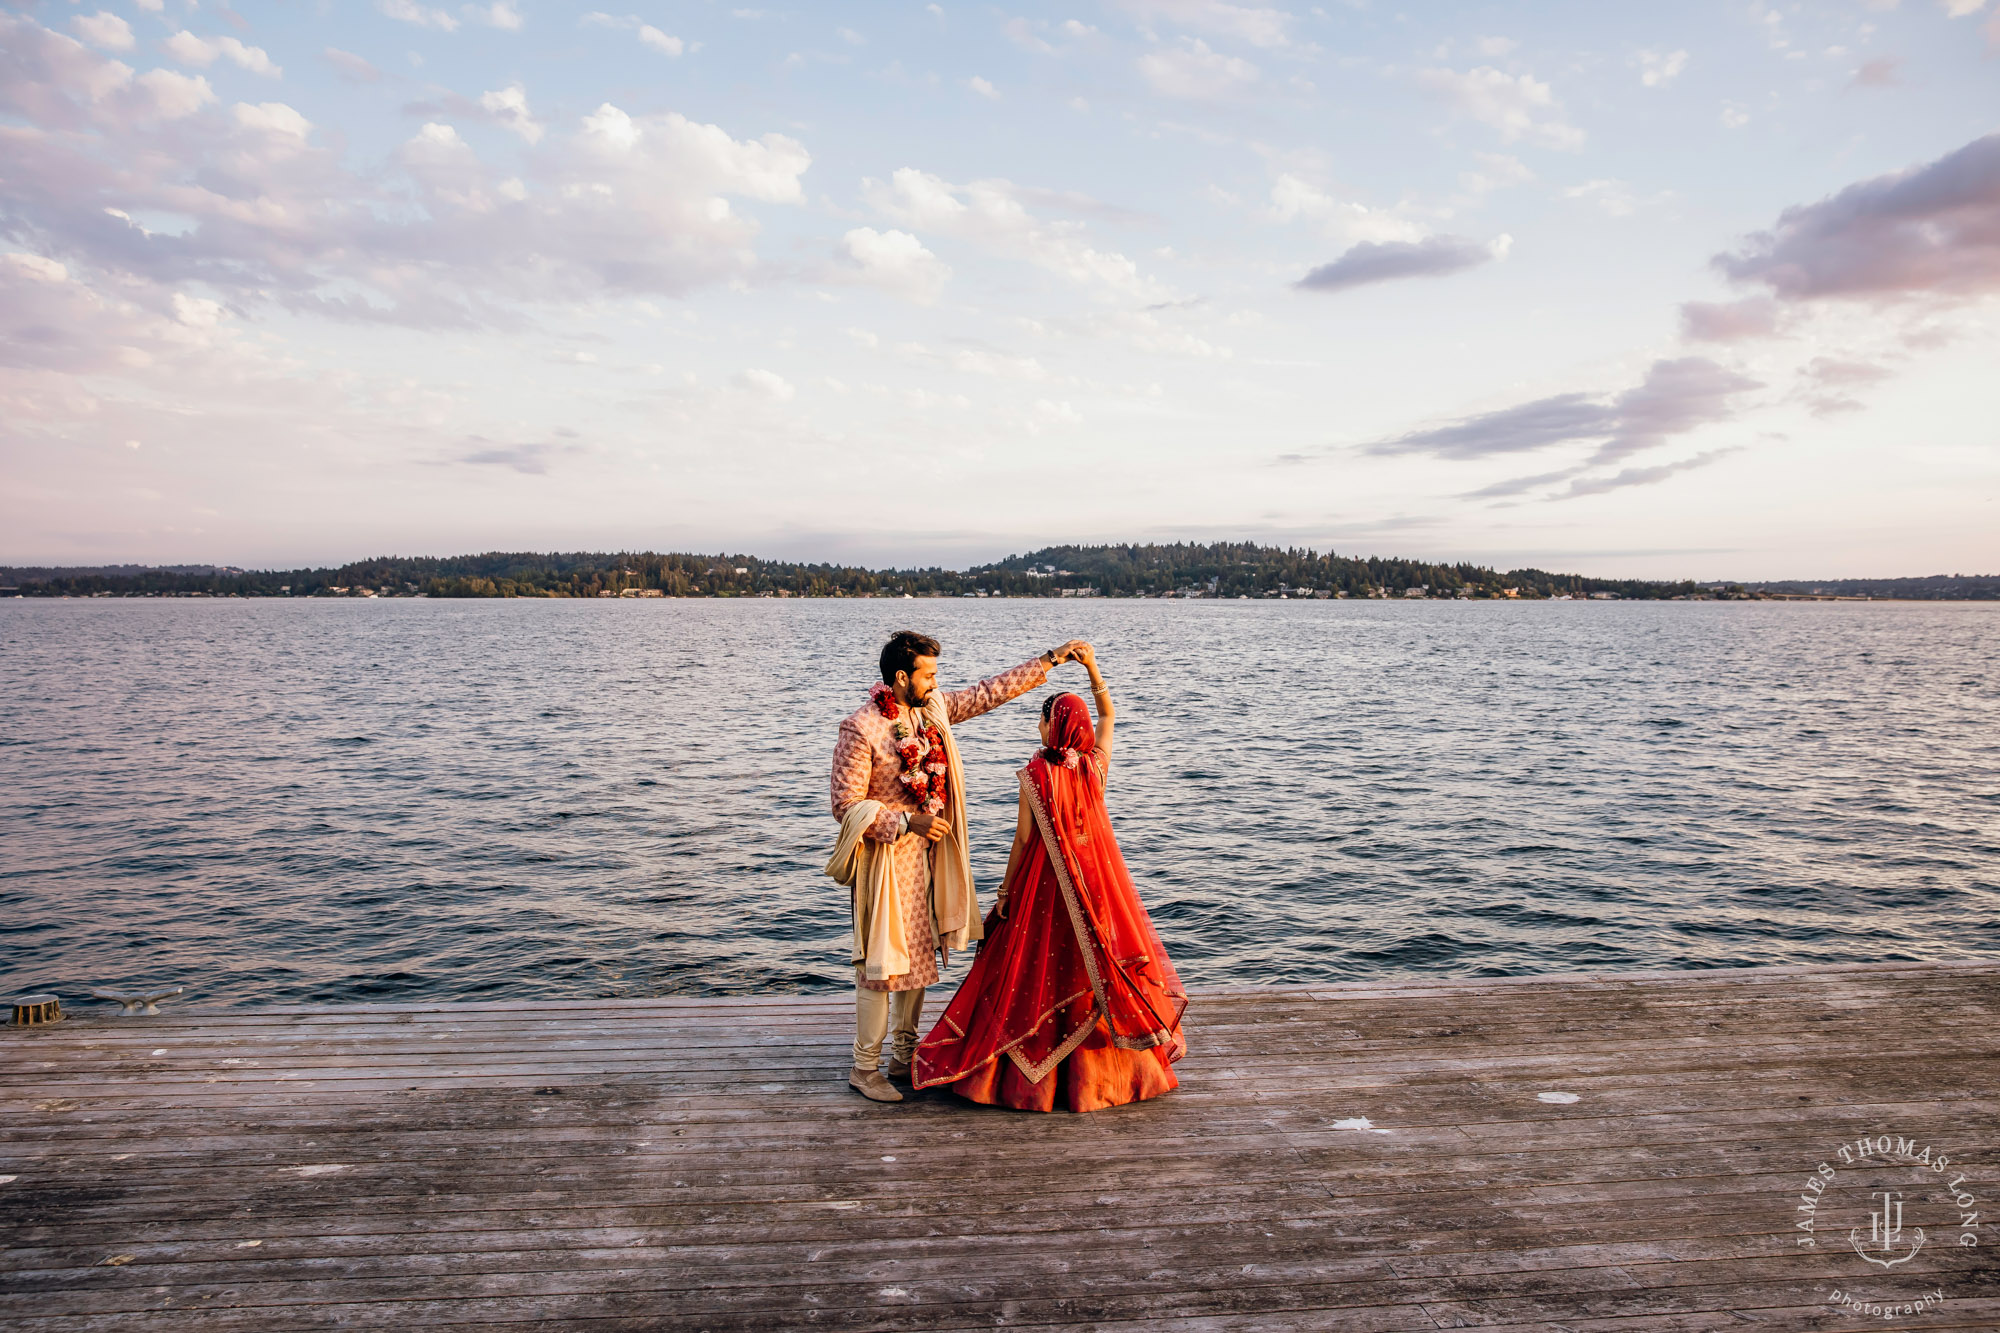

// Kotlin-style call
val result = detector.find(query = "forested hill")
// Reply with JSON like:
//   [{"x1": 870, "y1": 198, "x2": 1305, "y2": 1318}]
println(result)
[
  {"x1": 976, "y1": 543, "x2": 1706, "y2": 599},
  {"x1": 1, "y1": 544, "x2": 1991, "y2": 599},
  {"x1": 1739, "y1": 574, "x2": 2000, "y2": 600}
]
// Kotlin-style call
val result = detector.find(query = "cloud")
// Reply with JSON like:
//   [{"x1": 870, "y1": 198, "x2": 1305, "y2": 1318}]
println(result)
[
  {"x1": 0, "y1": 15, "x2": 812, "y2": 327},
  {"x1": 165, "y1": 32, "x2": 283, "y2": 78},
  {"x1": 1011, "y1": 186, "x2": 1156, "y2": 226},
  {"x1": 1799, "y1": 356, "x2": 1894, "y2": 415},
  {"x1": 465, "y1": 3, "x2": 524, "y2": 30},
  {"x1": 1460, "y1": 467, "x2": 1583, "y2": 500},
  {"x1": 1943, "y1": 0, "x2": 1986, "y2": 16},
  {"x1": 1415, "y1": 66, "x2": 1584, "y2": 150},
  {"x1": 1679, "y1": 297, "x2": 1781, "y2": 341},
  {"x1": 584, "y1": 13, "x2": 684, "y2": 55},
  {"x1": 1026, "y1": 306, "x2": 1231, "y2": 359},
  {"x1": 896, "y1": 340, "x2": 1049, "y2": 380},
  {"x1": 1559, "y1": 449, "x2": 1738, "y2": 498},
  {"x1": 1564, "y1": 178, "x2": 1639, "y2": 217},
  {"x1": 836, "y1": 227, "x2": 950, "y2": 303},
  {"x1": 234, "y1": 101, "x2": 313, "y2": 139},
  {"x1": 380, "y1": 1, "x2": 460, "y2": 32},
  {"x1": 477, "y1": 84, "x2": 542, "y2": 141},
  {"x1": 734, "y1": 368, "x2": 796, "y2": 401},
  {"x1": 1110, "y1": 0, "x2": 1293, "y2": 49},
  {"x1": 71, "y1": 12, "x2": 135, "y2": 52},
  {"x1": 639, "y1": 26, "x2": 684, "y2": 55},
  {"x1": 1370, "y1": 358, "x2": 1760, "y2": 465},
  {"x1": 866, "y1": 168, "x2": 1163, "y2": 298},
  {"x1": 135, "y1": 69, "x2": 218, "y2": 118},
  {"x1": 1267, "y1": 175, "x2": 1421, "y2": 245},
  {"x1": 1004, "y1": 18, "x2": 1054, "y2": 53},
  {"x1": 966, "y1": 75, "x2": 999, "y2": 98},
  {"x1": 1638, "y1": 49, "x2": 1687, "y2": 87},
  {"x1": 1589, "y1": 358, "x2": 1763, "y2": 464},
  {"x1": 1852, "y1": 56, "x2": 1900, "y2": 87},
  {"x1": 1715, "y1": 132, "x2": 2000, "y2": 303},
  {"x1": 0, "y1": 247, "x2": 277, "y2": 419},
  {"x1": 324, "y1": 48, "x2": 383, "y2": 83},
  {"x1": 1296, "y1": 234, "x2": 1510, "y2": 293},
  {"x1": 1459, "y1": 152, "x2": 1534, "y2": 196},
  {"x1": 1138, "y1": 39, "x2": 1259, "y2": 100},
  {"x1": 1374, "y1": 393, "x2": 1614, "y2": 460},
  {"x1": 454, "y1": 439, "x2": 574, "y2": 473},
  {"x1": 949, "y1": 347, "x2": 1047, "y2": 379}
]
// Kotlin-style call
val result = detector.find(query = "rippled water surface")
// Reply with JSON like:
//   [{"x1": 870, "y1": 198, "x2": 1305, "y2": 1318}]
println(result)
[{"x1": 3, "y1": 599, "x2": 1997, "y2": 1006}]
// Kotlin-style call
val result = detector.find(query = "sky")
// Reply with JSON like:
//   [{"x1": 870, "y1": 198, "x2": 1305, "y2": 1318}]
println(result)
[{"x1": 2, "y1": 1, "x2": 1998, "y2": 578}]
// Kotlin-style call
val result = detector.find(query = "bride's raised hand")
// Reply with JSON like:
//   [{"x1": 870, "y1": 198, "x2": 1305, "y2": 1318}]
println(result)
[{"x1": 1070, "y1": 641, "x2": 1097, "y2": 671}]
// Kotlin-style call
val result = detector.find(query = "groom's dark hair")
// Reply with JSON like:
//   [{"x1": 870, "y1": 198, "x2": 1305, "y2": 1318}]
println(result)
[{"x1": 880, "y1": 630, "x2": 941, "y2": 685}]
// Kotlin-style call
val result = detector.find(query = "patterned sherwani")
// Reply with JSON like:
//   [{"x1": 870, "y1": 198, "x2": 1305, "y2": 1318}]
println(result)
[{"x1": 831, "y1": 658, "x2": 1050, "y2": 992}]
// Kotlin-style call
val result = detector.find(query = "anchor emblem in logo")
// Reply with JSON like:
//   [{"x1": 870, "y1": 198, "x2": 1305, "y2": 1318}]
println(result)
[{"x1": 1850, "y1": 1190, "x2": 1926, "y2": 1268}]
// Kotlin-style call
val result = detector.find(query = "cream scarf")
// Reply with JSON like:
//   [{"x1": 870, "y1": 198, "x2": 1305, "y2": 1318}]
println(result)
[{"x1": 824, "y1": 692, "x2": 982, "y2": 981}]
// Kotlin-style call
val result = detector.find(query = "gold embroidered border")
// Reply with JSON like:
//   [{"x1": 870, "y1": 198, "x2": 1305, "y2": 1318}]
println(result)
[
  {"x1": 912, "y1": 986, "x2": 1094, "y2": 1088},
  {"x1": 1020, "y1": 767, "x2": 1110, "y2": 1006},
  {"x1": 1020, "y1": 767, "x2": 1180, "y2": 1057},
  {"x1": 913, "y1": 764, "x2": 1178, "y2": 1089},
  {"x1": 1006, "y1": 1003, "x2": 1097, "y2": 1084}
]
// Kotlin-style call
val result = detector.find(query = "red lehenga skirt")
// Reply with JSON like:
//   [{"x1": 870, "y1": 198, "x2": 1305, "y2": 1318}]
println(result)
[{"x1": 913, "y1": 756, "x2": 1187, "y2": 1113}]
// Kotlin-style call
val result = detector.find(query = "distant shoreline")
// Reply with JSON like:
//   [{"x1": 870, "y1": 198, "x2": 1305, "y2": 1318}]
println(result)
[
  {"x1": 4, "y1": 541, "x2": 1995, "y2": 602},
  {"x1": 6, "y1": 590, "x2": 1996, "y2": 604}
]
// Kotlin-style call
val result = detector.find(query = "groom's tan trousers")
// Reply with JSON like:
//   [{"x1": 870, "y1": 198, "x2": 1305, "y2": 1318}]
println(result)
[{"x1": 853, "y1": 985, "x2": 924, "y2": 1069}]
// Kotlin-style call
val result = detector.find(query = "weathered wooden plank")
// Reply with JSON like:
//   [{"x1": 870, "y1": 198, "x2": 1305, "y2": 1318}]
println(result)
[
  {"x1": 12, "y1": 998, "x2": 1990, "y2": 1068},
  {"x1": 8, "y1": 958, "x2": 1978, "y2": 1039},
  {"x1": 4, "y1": 965, "x2": 1995, "y2": 1330},
  {"x1": 10, "y1": 1021, "x2": 1985, "y2": 1095}
]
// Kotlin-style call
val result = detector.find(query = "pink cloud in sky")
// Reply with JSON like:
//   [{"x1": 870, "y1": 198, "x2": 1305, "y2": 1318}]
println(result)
[{"x1": 1716, "y1": 132, "x2": 2000, "y2": 302}]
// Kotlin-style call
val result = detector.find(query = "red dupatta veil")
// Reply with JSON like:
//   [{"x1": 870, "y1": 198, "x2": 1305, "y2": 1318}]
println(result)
[{"x1": 913, "y1": 693, "x2": 1187, "y2": 1093}]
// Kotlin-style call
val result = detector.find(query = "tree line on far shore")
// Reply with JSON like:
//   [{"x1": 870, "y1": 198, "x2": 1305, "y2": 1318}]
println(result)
[{"x1": 3, "y1": 543, "x2": 1994, "y2": 601}]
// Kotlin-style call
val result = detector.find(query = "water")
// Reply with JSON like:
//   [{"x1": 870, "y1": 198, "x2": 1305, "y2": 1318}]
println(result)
[{"x1": 3, "y1": 599, "x2": 1996, "y2": 1007}]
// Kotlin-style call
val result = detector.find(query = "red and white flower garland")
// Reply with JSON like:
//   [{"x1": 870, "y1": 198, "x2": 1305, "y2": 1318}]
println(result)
[{"x1": 871, "y1": 683, "x2": 949, "y2": 816}]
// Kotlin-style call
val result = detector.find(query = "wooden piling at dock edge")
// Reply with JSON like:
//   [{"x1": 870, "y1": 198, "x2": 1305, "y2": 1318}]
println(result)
[{"x1": 3, "y1": 960, "x2": 1996, "y2": 1330}]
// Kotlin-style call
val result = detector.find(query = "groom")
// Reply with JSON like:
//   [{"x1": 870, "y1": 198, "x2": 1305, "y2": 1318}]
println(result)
[{"x1": 829, "y1": 630, "x2": 1084, "y2": 1103}]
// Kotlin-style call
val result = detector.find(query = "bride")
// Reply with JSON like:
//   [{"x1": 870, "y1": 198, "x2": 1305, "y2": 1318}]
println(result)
[{"x1": 912, "y1": 643, "x2": 1188, "y2": 1112}]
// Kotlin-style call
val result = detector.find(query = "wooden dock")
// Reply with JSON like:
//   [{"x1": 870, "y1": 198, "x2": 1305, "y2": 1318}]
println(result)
[{"x1": 4, "y1": 960, "x2": 1996, "y2": 1330}]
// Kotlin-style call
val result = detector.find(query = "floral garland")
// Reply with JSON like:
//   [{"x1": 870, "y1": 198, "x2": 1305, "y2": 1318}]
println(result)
[{"x1": 871, "y1": 683, "x2": 949, "y2": 815}]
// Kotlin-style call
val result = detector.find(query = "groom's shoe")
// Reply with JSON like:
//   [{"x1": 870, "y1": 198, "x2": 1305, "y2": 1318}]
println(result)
[
  {"x1": 849, "y1": 1066, "x2": 903, "y2": 1102},
  {"x1": 886, "y1": 1057, "x2": 912, "y2": 1082}
]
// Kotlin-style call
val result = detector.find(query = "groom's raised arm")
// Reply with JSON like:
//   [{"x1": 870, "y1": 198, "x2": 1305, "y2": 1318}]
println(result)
[{"x1": 943, "y1": 657, "x2": 1050, "y2": 726}]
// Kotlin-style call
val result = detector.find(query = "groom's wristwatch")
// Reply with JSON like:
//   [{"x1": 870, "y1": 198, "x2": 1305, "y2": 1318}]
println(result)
[{"x1": 1040, "y1": 647, "x2": 1058, "y2": 668}]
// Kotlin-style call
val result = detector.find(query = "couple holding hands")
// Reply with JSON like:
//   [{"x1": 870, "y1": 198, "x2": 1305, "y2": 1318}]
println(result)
[{"x1": 826, "y1": 631, "x2": 1187, "y2": 1113}]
